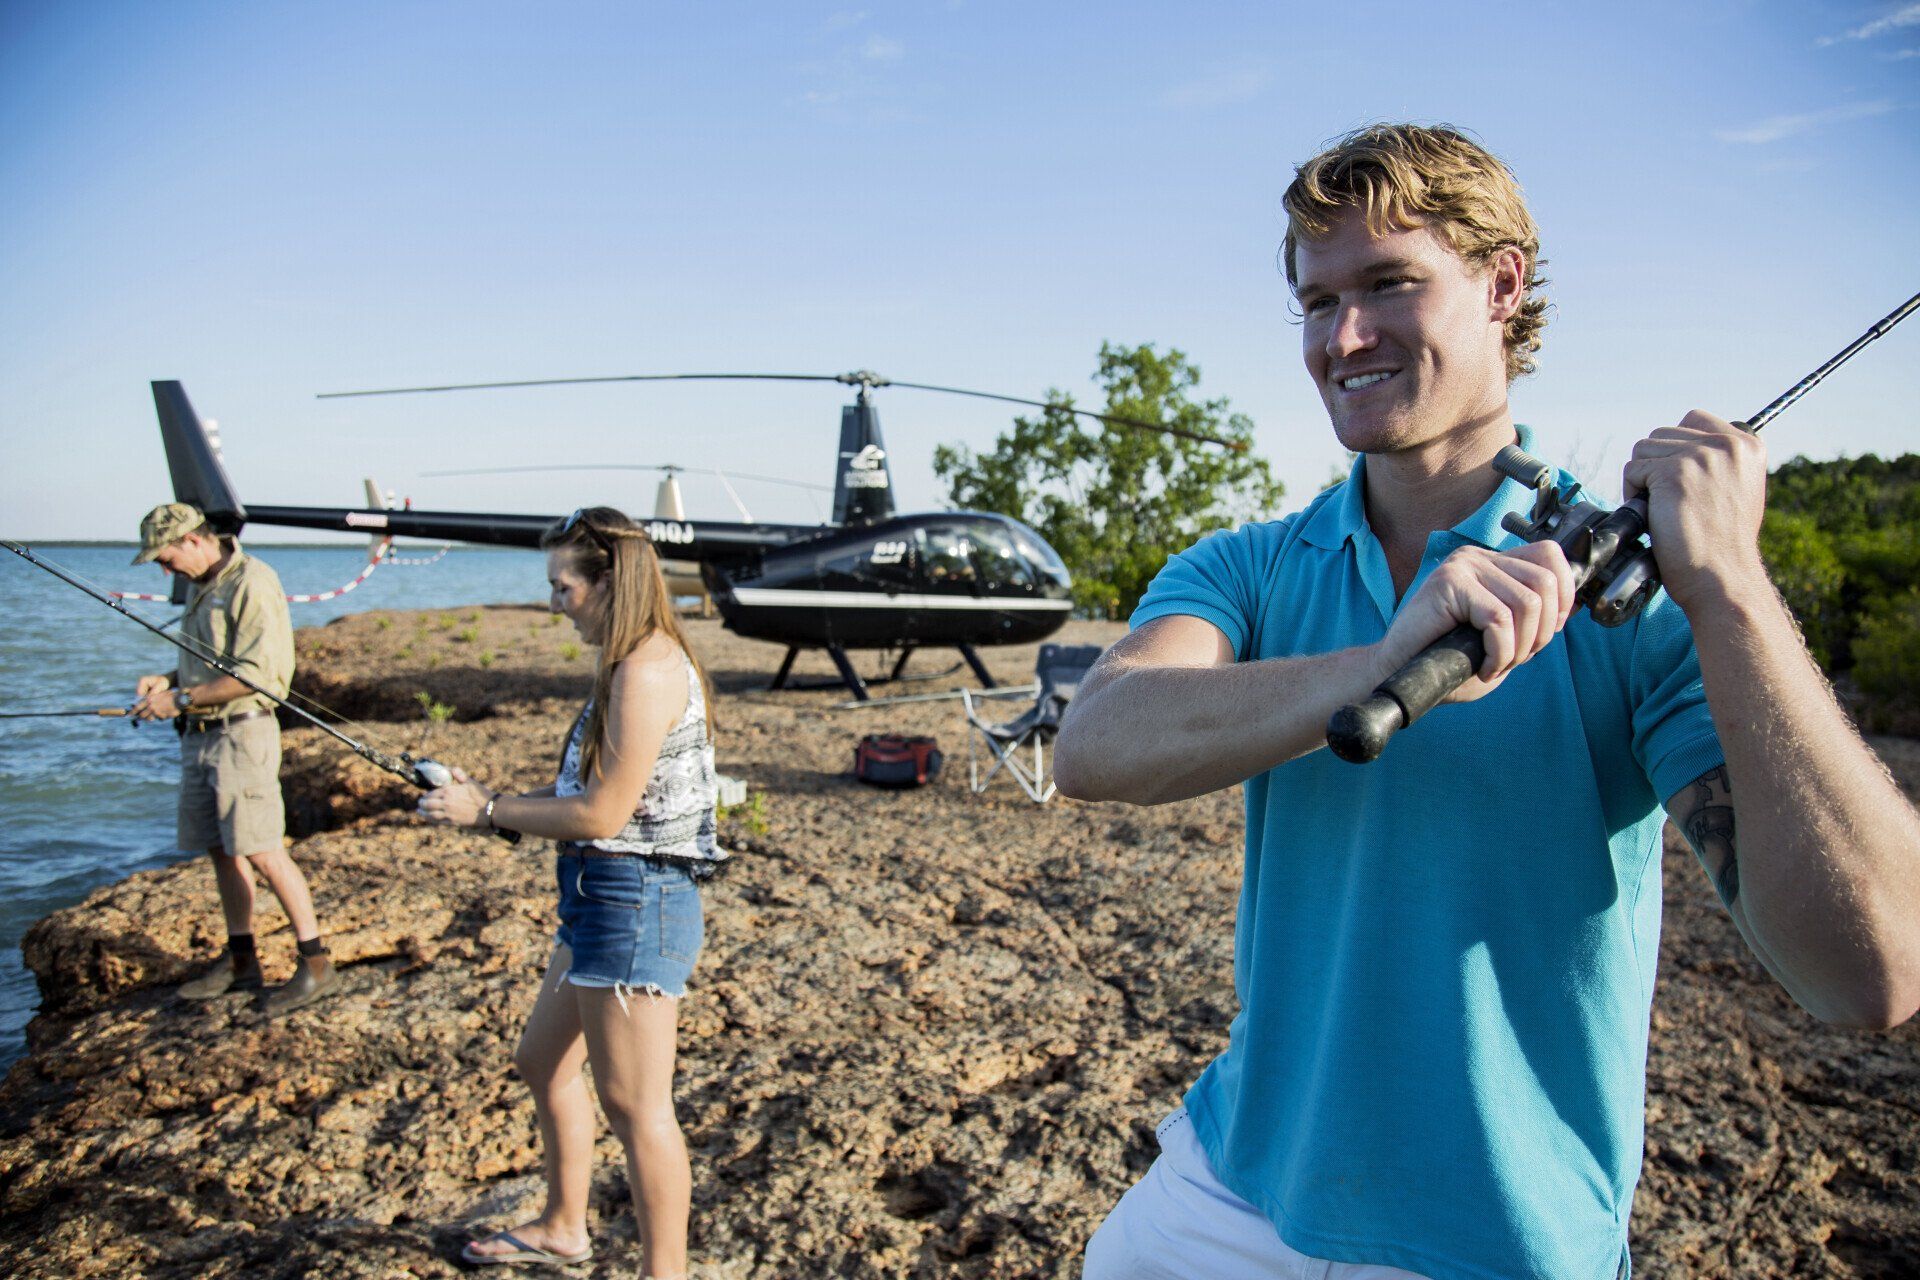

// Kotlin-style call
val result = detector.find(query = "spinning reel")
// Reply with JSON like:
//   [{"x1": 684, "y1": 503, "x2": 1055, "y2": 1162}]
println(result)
[{"x1": 1489, "y1": 446, "x2": 1658, "y2": 629}]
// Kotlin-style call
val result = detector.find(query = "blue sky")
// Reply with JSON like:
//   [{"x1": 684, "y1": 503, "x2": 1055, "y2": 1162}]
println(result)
[{"x1": 3, "y1": 0, "x2": 1916, "y2": 541}]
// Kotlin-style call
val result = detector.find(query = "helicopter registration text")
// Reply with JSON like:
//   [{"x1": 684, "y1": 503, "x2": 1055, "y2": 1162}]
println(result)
[{"x1": 647, "y1": 520, "x2": 695, "y2": 545}]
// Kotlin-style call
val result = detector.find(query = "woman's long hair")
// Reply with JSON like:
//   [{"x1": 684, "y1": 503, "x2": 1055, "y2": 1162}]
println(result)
[{"x1": 540, "y1": 506, "x2": 713, "y2": 782}]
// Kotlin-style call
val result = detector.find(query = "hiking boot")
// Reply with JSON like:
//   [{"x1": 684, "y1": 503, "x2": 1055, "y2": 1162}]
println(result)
[
  {"x1": 263, "y1": 953, "x2": 341, "y2": 1016},
  {"x1": 178, "y1": 950, "x2": 265, "y2": 1001}
]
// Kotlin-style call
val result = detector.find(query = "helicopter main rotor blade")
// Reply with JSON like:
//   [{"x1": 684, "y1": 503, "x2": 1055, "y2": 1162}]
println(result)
[
  {"x1": 420, "y1": 463, "x2": 832, "y2": 492},
  {"x1": 320, "y1": 369, "x2": 1246, "y2": 450},
  {"x1": 877, "y1": 379, "x2": 1244, "y2": 450},
  {"x1": 320, "y1": 373, "x2": 846, "y2": 398}
]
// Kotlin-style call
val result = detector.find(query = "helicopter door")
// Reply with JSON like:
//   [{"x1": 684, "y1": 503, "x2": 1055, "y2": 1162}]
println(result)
[
  {"x1": 805, "y1": 527, "x2": 923, "y2": 645},
  {"x1": 819, "y1": 532, "x2": 919, "y2": 595},
  {"x1": 922, "y1": 526, "x2": 983, "y2": 598}
]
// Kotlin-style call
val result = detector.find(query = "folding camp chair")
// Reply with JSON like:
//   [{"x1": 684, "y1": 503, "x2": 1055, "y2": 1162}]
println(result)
[{"x1": 960, "y1": 642, "x2": 1104, "y2": 802}]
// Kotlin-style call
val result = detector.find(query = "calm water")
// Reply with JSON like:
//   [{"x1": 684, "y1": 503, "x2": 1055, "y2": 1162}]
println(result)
[{"x1": 0, "y1": 543, "x2": 546, "y2": 1070}]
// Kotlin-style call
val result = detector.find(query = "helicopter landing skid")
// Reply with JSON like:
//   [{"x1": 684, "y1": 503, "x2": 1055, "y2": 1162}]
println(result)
[{"x1": 769, "y1": 644, "x2": 997, "y2": 701}]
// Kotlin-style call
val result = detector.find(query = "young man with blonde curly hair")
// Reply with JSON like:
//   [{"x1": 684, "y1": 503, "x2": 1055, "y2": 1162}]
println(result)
[{"x1": 1058, "y1": 124, "x2": 1920, "y2": 1279}]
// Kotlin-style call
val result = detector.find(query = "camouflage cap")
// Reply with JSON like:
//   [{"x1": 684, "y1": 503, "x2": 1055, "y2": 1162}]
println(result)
[{"x1": 132, "y1": 502, "x2": 209, "y2": 564}]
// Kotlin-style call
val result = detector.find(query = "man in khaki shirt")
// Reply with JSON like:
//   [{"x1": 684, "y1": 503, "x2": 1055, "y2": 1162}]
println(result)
[{"x1": 130, "y1": 502, "x2": 339, "y2": 1014}]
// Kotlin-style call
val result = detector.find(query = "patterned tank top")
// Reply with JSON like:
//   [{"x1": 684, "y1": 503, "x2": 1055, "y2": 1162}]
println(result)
[{"x1": 554, "y1": 655, "x2": 726, "y2": 867}]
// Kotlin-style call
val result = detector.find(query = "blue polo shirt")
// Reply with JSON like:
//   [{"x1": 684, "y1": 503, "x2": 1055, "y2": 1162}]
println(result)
[{"x1": 1130, "y1": 430, "x2": 1723, "y2": 1280}]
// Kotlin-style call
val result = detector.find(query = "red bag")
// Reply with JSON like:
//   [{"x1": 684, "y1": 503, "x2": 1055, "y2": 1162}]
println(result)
[{"x1": 854, "y1": 734, "x2": 943, "y2": 788}]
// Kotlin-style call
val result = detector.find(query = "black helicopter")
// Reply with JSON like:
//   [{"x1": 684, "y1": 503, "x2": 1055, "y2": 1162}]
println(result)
[{"x1": 151, "y1": 371, "x2": 1237, "y2": 699}]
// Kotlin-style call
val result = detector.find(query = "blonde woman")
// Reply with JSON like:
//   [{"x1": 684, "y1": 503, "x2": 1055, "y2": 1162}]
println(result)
[{"x1": 421, "y1": 506, "x2": 724, "y2": 1279}]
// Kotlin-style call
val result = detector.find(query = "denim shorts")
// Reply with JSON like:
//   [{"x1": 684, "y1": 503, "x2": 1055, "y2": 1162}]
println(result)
[{"x1": 554, "y1": 853, "x2": 704, "y2": 998}]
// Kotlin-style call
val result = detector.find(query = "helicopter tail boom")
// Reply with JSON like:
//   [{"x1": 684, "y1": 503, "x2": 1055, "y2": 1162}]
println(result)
[
  {"x1": 152, "y1": 382, "x2": 809, "y2": 556},
  {"x1": 240, "y1": 504, "x2": 806, "y2": 557}
]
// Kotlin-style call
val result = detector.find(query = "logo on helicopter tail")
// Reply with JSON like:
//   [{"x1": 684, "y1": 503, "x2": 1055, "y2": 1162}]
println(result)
[
  {"x1": 843, "y1": 445, "x2": 890, "y2": 490},
  {"x1": 647, "y1": 520, "x2": 695, "y2": 545}
]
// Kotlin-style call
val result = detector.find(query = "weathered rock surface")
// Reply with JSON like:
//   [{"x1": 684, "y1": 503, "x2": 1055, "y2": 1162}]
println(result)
[{"x1": 2, "y1": 610, "x2": 1915, "y2": 1278}]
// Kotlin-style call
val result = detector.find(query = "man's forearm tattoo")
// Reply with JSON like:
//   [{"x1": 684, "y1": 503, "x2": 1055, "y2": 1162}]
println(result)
[{"x1": 1685, "y1": 765, "x2": 1739, "y2": 909}]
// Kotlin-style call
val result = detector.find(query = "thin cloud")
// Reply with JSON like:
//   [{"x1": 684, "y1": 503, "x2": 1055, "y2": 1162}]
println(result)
[
  {"x1": 1712, "y1": 99, "x2": 1895, "y2": 144},
  {"x1": 1160, "y1": 63, "x2": 1272, "y2": 110},
  {"x1": 1885, "y1": 46, "x2": 1920, "y2": 58},
  {"x1": 796, "y1": 31, "x2": 912, "y2": 119},
  {"x1": 1815, "y1": 2, "x2": 1920, "y2": 46},
  {"x1": 824, "y1": 10, "x2": 869, "y2": 30}
]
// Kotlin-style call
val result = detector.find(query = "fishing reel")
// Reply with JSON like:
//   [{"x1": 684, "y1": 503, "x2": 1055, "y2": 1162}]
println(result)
[
  {"x1": 1323, "y1": 447, "x2": 1668, "y2": 765},
  {"x1": 411, "y1": 758, "x2": 454, "y2": 789},
  {"x1": 407, "y1": 756, "x2": 522, "y2": 843},
  {"x1": 1490, "y1": 445, "x2": 1660, "y2": 629}
]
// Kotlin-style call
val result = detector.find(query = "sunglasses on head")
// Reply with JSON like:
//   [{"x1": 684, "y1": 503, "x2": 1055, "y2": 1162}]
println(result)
[{"x1": 562, "y1": 508, "x2": 617, "y2": 556}]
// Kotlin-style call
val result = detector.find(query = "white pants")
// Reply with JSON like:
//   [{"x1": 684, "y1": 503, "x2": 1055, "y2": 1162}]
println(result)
[{"x1": 1083, "y1": 1107, "x2": 1433, "y2": 1280}]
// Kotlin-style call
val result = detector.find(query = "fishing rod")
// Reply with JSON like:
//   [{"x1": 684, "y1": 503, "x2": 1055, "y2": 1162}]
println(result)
[
  {"x1": 2, "y1": 540, "x2": 467, "y2": 797},
  {"x1": 0, "y1": 707, "x2": 133, "y2": 719},
  {"x1": 1327, "y1": 289, "x2": 1920, "y2": 764}
]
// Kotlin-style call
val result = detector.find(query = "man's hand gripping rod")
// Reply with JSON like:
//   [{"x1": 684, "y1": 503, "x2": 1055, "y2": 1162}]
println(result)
[{"x1": 1326, "y1": 291, "x2": 1920, "y2": 764}]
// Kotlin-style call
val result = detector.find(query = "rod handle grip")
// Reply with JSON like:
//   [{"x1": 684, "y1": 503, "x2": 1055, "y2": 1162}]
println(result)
[{"x1": 1327, "y1": 624, "x2": 1485, "y2": 763}]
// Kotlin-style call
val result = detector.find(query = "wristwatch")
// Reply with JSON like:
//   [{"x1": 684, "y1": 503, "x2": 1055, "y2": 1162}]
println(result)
[{"x1": 174, "y1": 688, "x2": 195, "y2": 712}]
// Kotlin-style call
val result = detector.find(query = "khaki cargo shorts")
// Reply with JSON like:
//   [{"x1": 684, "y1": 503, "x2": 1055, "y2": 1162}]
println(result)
[{"x1": 178, "y1": 715, "x2": 286, "y2": 856}]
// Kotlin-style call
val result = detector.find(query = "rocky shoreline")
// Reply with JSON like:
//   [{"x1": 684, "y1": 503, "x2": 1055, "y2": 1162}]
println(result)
[{"x1": 2, "y1": 608, "x2": 1916, "y2": 1278}]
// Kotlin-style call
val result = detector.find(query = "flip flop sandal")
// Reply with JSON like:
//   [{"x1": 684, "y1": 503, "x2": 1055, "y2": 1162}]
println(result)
[{"x1": 461, "y1": 1230, "x2": 594, "y2": 1269}]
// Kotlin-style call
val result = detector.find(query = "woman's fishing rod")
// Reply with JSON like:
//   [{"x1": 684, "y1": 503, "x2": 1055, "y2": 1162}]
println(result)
[
  {"x1": 3, "y1": 539, "x2": 459, "y2": 792},
  {"x1": 1327, "y1": 289, "x2": 1920, "y2": 765}
]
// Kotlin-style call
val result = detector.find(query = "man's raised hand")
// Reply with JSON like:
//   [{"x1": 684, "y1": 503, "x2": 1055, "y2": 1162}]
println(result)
[{"x1": 1622, "y1": 410, "x2": 1771, "y2": 613}]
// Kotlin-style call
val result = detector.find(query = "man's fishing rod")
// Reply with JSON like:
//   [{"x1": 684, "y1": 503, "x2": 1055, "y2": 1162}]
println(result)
[
  {"x1": 1327, "y1": 290, "x2": 1920, "y2": 765},
  {"x1": 3, "y1": 540, "x2": 469, "y2": 798},
  {"x1": 0, "y1": 707, "x2": 133, "y2": 719}
]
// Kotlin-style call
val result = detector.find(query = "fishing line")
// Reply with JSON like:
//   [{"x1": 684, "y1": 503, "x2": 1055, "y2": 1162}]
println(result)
[
  {"x1": 3, "y1": 540, "x2": 454, "y2": 790},
  {"x1": 20, "y1": 547, "x2": 366, "y2": 733},
  {"x1": 19, "y1": 548, "x2": 384, "y2": 742}
]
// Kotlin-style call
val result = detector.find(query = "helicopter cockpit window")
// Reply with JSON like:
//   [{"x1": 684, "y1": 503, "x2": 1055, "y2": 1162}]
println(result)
[
  {"x1": 968, "y1": 522, "x2": 1036, "y2": 591},
  {"x1": 923, "y1": 528, "x2": 979, "y2": 589},
  {"x1": 1007, "y1": 524, "x2": 1070, "y2": 589}
]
